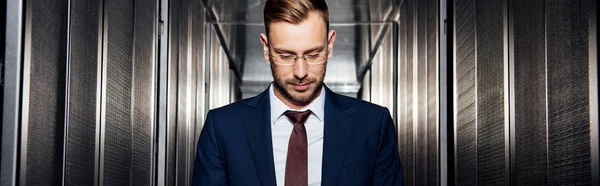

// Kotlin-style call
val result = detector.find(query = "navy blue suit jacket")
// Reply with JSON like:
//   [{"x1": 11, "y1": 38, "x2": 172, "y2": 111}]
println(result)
[{"x1": 192, "y1": 86, "x2": 403, "y2": 185}]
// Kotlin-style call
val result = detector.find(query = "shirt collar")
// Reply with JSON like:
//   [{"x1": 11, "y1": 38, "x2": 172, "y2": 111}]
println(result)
[{"x1": 269, "y1": 83, "x2": 325, "y2": 124}]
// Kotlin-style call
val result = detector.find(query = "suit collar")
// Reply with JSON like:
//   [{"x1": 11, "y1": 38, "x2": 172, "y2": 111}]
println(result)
[
  {"x1": 242, "y1": 89, "x2": 277, "y2": 186},
  {"x1": 323, "y1": 85, "x2": 352, "y2": 111},
  {"x1": 245, "y1": 86, "x2": 268, "y2": 108}
]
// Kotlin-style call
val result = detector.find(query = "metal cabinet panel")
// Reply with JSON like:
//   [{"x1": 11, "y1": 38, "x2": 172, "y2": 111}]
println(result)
[
  {"x1": 21, "y1": 1, "x2": 68, "y2": 185},
  {"x1": 454, "y1": 0, "x2": 477, "y2": 185},
  {"x1": 546, "y1": 1, "x2": 593, "y2": 184},
  {"x1": 64, "y1": 0, "x2": 102, "y2": 185},
  {"x1": 475, "y1": 0, "x2": 507, "y2": 185},
  {"x1": 511, "y1": 1, "x2": 548, "y2": 185},
  {"x1": 132, "y1": 0, "x2": 158, "y2": 185},
  {"x1": 102, "y1": 0, "x2": 135, "y2": 185}
]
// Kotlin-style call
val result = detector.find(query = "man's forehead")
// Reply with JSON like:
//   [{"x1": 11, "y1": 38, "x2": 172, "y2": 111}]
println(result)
[{"x1": 267, "y1": 13, "x2": 328, "y2": 37}]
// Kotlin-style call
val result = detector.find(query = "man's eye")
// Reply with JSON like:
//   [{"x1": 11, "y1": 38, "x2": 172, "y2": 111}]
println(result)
[
  {"x1": 280, "y1": 55, "x2": 294, "y2": 60},
  {"x1": 305, "y1": 54, "x2": 319, "y2": 59}
]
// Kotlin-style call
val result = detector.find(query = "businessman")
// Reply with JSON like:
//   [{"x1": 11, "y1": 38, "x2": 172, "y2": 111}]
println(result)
[{"x1": 192, "y1": 0, "x2": 403, "y2": 185}]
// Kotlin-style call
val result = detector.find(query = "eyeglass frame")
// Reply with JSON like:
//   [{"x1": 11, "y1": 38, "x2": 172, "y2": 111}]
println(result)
[
  {"x1": 267, "y1": 40, "x2": 332, "y2": 67},
  {"x1": 269, "y1": 51, "x2": 330, "y2": 66}
]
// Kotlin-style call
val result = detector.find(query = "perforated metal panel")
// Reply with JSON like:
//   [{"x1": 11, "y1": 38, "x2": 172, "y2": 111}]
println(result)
[
  {"x1": 545, "y1": 0, "x2": 592, "y2": 184},
  {"x1": 103, "y1": 0, "x2": 134, "y2": 185},
  {"x1": 132, "y1": 0, "x2": 157, "y2": 185},
  {"x1": 475, "y1": 0, "x2": 506, "y2": 185},
  {"x1": 24, "y1": 0, "x2": 68, "y2": 185},
  {"x1": 454, "y1": 0, "x2": 477, "y2": 185},
  {"x1": 64, "y1": 0, "x2": 101, "y2": 185},
  {"x1": 512, "y1": 0, "x2": 548, "y2": 185}
]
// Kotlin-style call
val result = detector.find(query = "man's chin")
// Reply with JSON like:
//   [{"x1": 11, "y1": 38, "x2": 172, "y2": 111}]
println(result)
[
  {"x1": 286, "y1": 91, "x2": 314, "y2": 104},
  {"x1": 288, "y1": 94, "x2": 311, "y2": 104}
]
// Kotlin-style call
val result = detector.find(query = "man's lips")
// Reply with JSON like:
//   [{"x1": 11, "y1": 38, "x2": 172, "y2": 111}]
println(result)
[{"x1": 291, "y1": 82, "x2": 311, "y2": 91}]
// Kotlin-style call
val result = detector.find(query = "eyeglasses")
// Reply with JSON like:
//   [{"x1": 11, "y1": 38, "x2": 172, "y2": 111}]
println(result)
[{"x1": 269, "y1": 51, "x2": 329, "y2": 66}]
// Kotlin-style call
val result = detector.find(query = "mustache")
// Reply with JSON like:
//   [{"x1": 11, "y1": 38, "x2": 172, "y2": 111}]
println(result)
[{"x1": 286, "y1": 78, "x2": 316, "y2": 85}]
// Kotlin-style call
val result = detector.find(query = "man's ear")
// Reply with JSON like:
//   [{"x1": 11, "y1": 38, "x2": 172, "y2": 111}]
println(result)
[
  {"x1": 327, "y1": 30, "x2": 337, "y2": 59},
  {"x1": 259, "y1": 33, "x2": 270, "y2": 62}
]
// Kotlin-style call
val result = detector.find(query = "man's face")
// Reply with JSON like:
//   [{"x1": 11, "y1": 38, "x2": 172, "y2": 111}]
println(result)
[{"x1": 260, "y1": 12, "x2": 336, "y2": 107}]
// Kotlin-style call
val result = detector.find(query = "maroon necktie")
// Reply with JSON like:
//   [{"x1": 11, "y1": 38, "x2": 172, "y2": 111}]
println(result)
[{"x1": 283, "y1": 110, "x2": 312, "y2": 186}]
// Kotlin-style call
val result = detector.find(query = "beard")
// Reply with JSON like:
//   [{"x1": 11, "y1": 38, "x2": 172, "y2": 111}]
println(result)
[{"x1": 271, "y1": 63, "x2": 325, "y2": 106}]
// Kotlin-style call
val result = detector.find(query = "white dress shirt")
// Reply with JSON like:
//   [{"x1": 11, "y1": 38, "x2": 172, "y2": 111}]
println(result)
[{"x1": 269, "y1": 84, "x2": 325, "y2": 186}]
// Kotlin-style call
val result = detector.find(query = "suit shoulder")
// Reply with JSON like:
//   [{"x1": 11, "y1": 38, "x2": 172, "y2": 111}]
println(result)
[
  {"x1": 334, "y1": 94, "x2": 389, "y2": 114},
  {"x1": 207, "y1": 97, "x2": 253, "y2": 118}
]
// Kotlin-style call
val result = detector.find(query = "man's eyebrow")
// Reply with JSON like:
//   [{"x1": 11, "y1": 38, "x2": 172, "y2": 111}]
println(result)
[
  {"x1": 304, "y1": 45, "x2": 326, "y2": 53},
  {"x1": 272, "y1": 47, "x2": 295, "y2": 54},
  {"x1": 272, "y1": 45, "x2": 326, "y2": 54}
]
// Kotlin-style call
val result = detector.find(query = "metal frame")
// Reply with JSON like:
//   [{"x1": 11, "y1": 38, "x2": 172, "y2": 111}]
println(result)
[
  {"x1": 186, "y1": 1, "x2": 193, "y2": 184},
  {"x1": 129, "y1": 0, "x2": 138, "y2": 183},
  {"x1": 203, "y1": 4, "x2": 242, "y2": 82},
  {"x1": 452, "y1": 0, "x2": 458, "y2": 184},
  {"x1": 392, "y1": 21, "x2": 399, "y2": 126},
  {"x1": 156, "y1": 0, "x2": 170, "y2": 185},
  {"x1": 415, "y1": 0, "x2": 427, "y2": 184},
  {"x1": 411, "y1": 0, "x2": 418, "y2": 184},
  {"x1": 395, "y1": 3, "x2": 403, "y2": 142},
  {"x1": 395, "y1": 1, "x2": 404, "y2": 176},
  {"x1": 543, "y1": 0, "x2": 550, "y2": 183},
  {"x1": 439, "y1": 0, "x2": 448, "y2": 185},
  {"x1": 414, "y1": 0, "x2": 423, "y2": 180},
  {"x1": 1, "y1": 0, "x2": 24, "y2": 185},
  {"x1": 150, "y1": 1, "x2": 160, "y2": 185},
  {"x1": 355, "y1": 0, "x2": 400, "y2": 85},
  {"x1": 150, "y1": 0, "x2": 162, "y2": 186},
  {"x1": 95, "y1": 1, "x2": 105, "y2": 186},
  {"x1": 193, "y1": 0, "x2": 206, "y2": 166},
  {"x1": 438, "y1": 0, "x2": 448, "y2": 185},
  {"x1": 357, "y1": 17, "x2": 400, "y2": 82},
  {"x1": 589, "y1": 0, "x2": 598, "y2": 184},
  {"x1": 389, "y1": 22, "x2": 396, "y2": 118},
  {"x1": 180, "y1": 1, "x2": 195, "y2": 184},
  {"x1": 98, "y1": 0, "x2": 109, "y2": 184},
  {"x1": 204, "y1": 14, "x2": 212, "y2": 126},
  {"x1": 62, "y1": 0, "x2": 73, "y2": 185},
  {"x1": 507, "y1": 0, "x2": 516, "y2": 184},
  {"x1": 19, "y1": 0, "x2": 33, "y2": 184},
  {"x1": 174, "y1": 2, "x2": 182, "y2": 182},
  {"x1": 174, "y1": 1, "x2": 182, "y2": 184},
  {"x1": 502, "y1": 0, "x2": 511, "y2": 184},
  {"x1": 473, "y1": 1, "x2": 479, "y2": 184}
]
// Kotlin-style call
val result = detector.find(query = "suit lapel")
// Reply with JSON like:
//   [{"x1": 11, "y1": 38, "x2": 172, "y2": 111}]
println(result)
[
  {"x1": 242, "y1": 90, "x2": 277, "y2": 186},
  {"x1": 321, "y1": 87, "x2": 353, "y2": 185}
]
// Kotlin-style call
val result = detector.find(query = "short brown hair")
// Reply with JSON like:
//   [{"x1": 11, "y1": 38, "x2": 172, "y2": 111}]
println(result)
[{"x1": 263, "y1": 0, "x2": 330, "y2": 35}]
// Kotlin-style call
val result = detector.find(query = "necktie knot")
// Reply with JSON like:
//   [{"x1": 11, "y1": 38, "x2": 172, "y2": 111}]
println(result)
[{"x1": 283, "y1": 110, "x2": 312, "y2": 125}]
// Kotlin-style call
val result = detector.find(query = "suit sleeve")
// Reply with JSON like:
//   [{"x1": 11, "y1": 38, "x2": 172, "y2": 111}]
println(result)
[
  {"x1": 373, "y1": 108, "x2": 404, "y2": 186},
  {"x1": 192, "y1": 110, "x2": 227, "y2": 186}
]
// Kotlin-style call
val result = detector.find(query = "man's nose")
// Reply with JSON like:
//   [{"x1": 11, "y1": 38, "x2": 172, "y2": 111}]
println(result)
[{"x1": 293, "y1": 57, "x2": 308, "y2": 79}]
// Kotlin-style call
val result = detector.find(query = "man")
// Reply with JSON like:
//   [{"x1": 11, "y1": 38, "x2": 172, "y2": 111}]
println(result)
[{"x1": 192, "y1": 0, "x2": 403, "y2": 185}]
